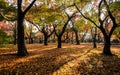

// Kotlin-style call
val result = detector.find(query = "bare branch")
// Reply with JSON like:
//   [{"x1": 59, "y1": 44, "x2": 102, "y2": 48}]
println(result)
[
  {"x1": 98, "y1": 0, "x2": 103, "y2": 23},
  {"x1": 103, "y1": 0, "x2": 117, "y2": 26},
  {"x1": 48, "y1": 25, "x2": 55, "y2": 37},
  {"x1": 54, "y1": 29, "x2": 59, "y2": 37},
  {"x1": 103, "y1": 0, "x2": 117, "y2": 37},
  {"x1": 103, "y1": 15, "x2": 109, "y2": 22},
  {"x1": 74, "y1": 3, "x2": 99, "y2": 28},
  {"x1": 26, "y1": 19, "x2": 41, "y2": 32},
  {"x1": 60, "y1": 12, "x2": 76, "y2": 36},
  {"x1": 24, "y1": 0, "x2": 36, "y2": 15}
]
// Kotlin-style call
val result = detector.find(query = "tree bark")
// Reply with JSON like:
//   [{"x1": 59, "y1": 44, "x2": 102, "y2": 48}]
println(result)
[
  {"x1": 17, "y1": 14, "x2": 28, "y2": 56},
  {"x1": 57, "y1": 36, "x2": 62, "y2": 48},
  {"x1": 71, "y1": 27, "x2": 80, "y2": 45},
  {"x1": 93, "y1": 27, "x2": 97, "y2": 48},
  {"x1": 93, "y1": 34, "x2": 97, "y2": 48},
  {"x1": 66, "y1": 31, "x2": 69, "y2": 43},
  {"x1": 29, "y1": 32, "x2": 33, "y2": 44},
  {"x1": 54, "y1": 12, "x2": 76, "y2": 48},
  {"x1": 42, "y1": 28, "x2": 54, "y2": 45},
  {"x1": 71, "y1": 31, "x2": 74, "y2": 44},
  {"x1": 44, "y1": 35, "x2": 48, "y2": 45},
  {"x1": 80, "y1": 31, "x2": 87, "y2": 42},
  {"x1": 13, "y1": 27, "x2": 17, "y2": 45},
  {"x1": 53, "y1": 33, "x2": 56, "y2": 43},
  {"x1": 103, "y1": 36, "x2": 112, "y2": 55},
  {"x1": 74, "y1": 30, "x2": 80, "y2": 45},
  {"x1": 17, "y1": 0, "x2": 36, "y2": 56}
]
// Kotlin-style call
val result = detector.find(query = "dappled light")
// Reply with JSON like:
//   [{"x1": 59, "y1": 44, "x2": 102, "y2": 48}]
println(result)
[
  {"x1": 0, "y1": 44, "x2": 120, "y2": 75},
  {"x1": 0, "y1": 0, "x2": 120, "y2": 74},
  {"x1": 76, "y1": 52, "x2": 120, "y2": 75}
]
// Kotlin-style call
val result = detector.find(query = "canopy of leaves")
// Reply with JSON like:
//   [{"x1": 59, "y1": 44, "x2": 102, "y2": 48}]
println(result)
[
  {"x1": 110, "y1": 1, "x2": 120, "y2": 24},
  {"x1": 110, "y1": 1, "x2": 120, "y2": 13},
  {"x1": 74, "y1": 18, "x2": 84, "y2": 31},
  {"x1": 0, "y1": 0, "x2": 17, "y2": 21},
  {"x1": 113, "y1": 26, "x2": 120, "y2": 39}
]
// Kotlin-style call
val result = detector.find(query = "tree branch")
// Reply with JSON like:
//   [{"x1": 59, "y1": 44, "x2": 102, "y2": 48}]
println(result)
[
  {"x1": 53, "y1": 25, "x2": 59, "y2": 37},
  {"x1": 74, "y1": 3, "x2": 99, "y2": 28},
  {"x1": 103, "y1": 15, "x2": 109, "y2": 22},
  {"x1": 23, "y1": 0, "x2": 36, "y2": 15},
  {"x1": 26, "y1": 19, "x2": 41, "y2": 32},
  {"x1": 48, "y1": 28, "x2": 54, "y2": 37},
  {"x1": 60, "y1": 12, "x2": 76, "y2": 36},
  {"x1": 103, "y1": 0, "x2": 117, "y2": 37},
  {"x1": 0, "y1": 12, "x2": 16, "y2": 21},
  {"x1": 54, "y1": 29, "x2": 59, "y2": 37},
  {"x1": 98, "y1": 0, "x2": 103, "y2": 23}
]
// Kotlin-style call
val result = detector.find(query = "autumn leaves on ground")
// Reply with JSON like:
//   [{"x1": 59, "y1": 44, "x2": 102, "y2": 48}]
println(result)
[{"x1": 0, "y1": 43, "x2": 120, "y2": 75}]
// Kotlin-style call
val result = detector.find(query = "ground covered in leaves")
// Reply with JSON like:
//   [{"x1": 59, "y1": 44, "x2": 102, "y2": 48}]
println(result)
[{"x1": 0, "y1": 43, "x2": 120, "y2": 75}]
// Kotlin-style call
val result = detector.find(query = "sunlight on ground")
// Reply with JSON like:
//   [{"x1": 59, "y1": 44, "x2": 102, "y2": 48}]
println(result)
[{"x1": 0, "y1": 43, "x2": 120, "y2": 75}]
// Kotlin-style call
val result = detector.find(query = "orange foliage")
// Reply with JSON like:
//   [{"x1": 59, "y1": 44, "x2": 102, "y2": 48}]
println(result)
[{"x1": 0, "y1": 44, "x2": 120, "y2": 75}]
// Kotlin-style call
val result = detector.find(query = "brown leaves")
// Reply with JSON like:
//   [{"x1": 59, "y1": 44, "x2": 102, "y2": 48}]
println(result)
[
  {"x1": 77, "y1": 51, "x2": 120, "y2": 75},
  {"x1": 0, "y1": 44, "x2": 120, "y2": 75}
]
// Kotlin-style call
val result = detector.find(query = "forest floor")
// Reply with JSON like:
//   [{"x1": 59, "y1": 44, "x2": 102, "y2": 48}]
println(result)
[{"x1": 0, "y1": 43, "x2": 120, "y2": 75}]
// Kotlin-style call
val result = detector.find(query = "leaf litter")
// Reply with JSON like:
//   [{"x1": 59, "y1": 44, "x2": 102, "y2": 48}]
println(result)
[{"x1": 0, "y1": 43, "x2": 120, "y2": 75}]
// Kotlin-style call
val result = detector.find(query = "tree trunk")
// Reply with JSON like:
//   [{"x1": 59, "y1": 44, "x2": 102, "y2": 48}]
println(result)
[
  {"x1": 44, "y1": 35, "x2": 48, "y2": 45},
  {"x1": 17, "y1": 14, "x2": 28, "y2": 56},
  {"x1": 93, "y1": 34, "x2": 97, "y2": 48},
  {"x1": 28, "y1": 38, "x2": 31, "y2": 44},
  {"x1": 66, "y1": 31, "x2": 69, "y2": 43},
  {"x1": 13, "y1": 28, "x2": 17, "y2": 45},
  {"x1": 103, "y1": 36, "x2": 112, "y2": 55},
  {"x1": 97, "y1": 33, "x2": 101, "y2": 43},
  {"x1": 31, "y1": 38, "x2": 33, "y2": 44},
  {"x1": 29, "y1": 32, "x2": 33, "y2": 44},
  {"x1": 80, "y1": 31, "x2": 87, "y2": 42},
  {"x1": 53, "y1": 33, "x2": 56, "y2": 43},
  {"x1": 29, "y1": 37, "x2": 33, "y2": 44},
  {"x1": 57, "y1": 36, "x2": 62, "y2": 48},
  {"x1": 75, "y1": 30, "x2": 80, "y2": 45},
  {"x1": 71, "y1": 31, "x2": 74, "y2": 44},
  {"x1": 93, "y1": 28, "x2": 97, "y2": 48}
]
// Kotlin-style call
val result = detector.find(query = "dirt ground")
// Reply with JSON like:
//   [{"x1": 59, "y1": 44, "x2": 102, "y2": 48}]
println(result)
[{"x1": 0, "y1": 43, "x2": 120, "y2": 75}]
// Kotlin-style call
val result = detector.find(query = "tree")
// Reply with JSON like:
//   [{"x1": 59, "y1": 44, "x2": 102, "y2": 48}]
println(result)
[
  {"x1": 25, "y1": 0, "x2": 65, "y2": 45},
  {"x1": 74, "y1": 0, "x2": 120, "y2": 55},
  {"x1": 17, "y1": 0, "x2": 36, "y2": 56},
  {"x1": 91, "y1": 26, "x2": 97, "y2": 48},
  {"x1": 54, "y1": 12, "x2": 76, "y2": 48},
  {"x1": 41, "y1": 25, "x2": 55, "y2": 45},
  {"x1": 72, "y1": 17, "x2": 91, "y2": 43},
  {"x1": 71, "y1": 20, "x2": 80, "y2": 45},
  {"x1": 0, "y1": 0, "x2": 17, "y2": 45},
  {"x1": 24, "y1": 21, "x2": 34, "y2": 44}
]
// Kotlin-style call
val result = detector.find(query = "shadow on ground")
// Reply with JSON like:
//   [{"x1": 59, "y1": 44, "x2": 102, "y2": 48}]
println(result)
[
  {"x1": 76, "y1": 53, "x2": 120, "y2": 75},
  {"x1": 0, "y1": 45, "x2": 92, "y2": 75},
  {"x1": 1, "y1": 44, "x2": 119, "y2": 75}
]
